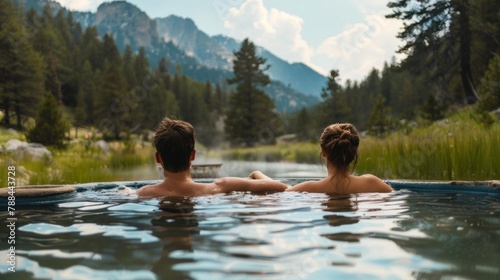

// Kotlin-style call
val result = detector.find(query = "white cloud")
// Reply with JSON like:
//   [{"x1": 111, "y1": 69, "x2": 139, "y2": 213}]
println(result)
[
  {"x1": 223, "y1": 0, "x2": 315, "y2": 67},
  {"x1": 223, "y1": 0, "x2": 405, "y2": 82},
  {"x1": 314, "y1": 1, "x2": 405, "y2": 81},
  {"x1": 56, "y1": 0, "x2": 104, "y2": 11},
  {"x1": 316, "y1": 14, "x2": 404, "y2": 81}
]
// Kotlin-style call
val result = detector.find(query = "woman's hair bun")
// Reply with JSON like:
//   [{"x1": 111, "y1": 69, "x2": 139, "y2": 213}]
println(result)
[{"x1": 320, "y1": 123, "x2": 359, "y2": 170}]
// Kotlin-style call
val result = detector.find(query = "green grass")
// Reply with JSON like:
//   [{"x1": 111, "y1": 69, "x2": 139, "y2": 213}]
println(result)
[
  {"x1": 357, "y1": 115, "x2": 499, "y2": 180},
  {"x1": 0, "y1": 128, "x2": 24, "y2": 143},
  {"x1": 219, "y1": 115, "x2": 499, "y2": 181},
  {"x1": 0, "y1": 142, "x2": 156, "y2": 187}
]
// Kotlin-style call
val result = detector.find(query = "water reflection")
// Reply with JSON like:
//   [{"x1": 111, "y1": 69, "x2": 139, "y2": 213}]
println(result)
[
  {"x1": 1, "y1": 187, "x2": 499, "y2": 279},
  {"x1": 150, "y1": 197, "x2": 198, "y2": 279},
  {"x1": 7, "y1": 204, "x2": 162, "y2": 279},
  {"x1": 392, "y1": 192, "x2": 500, "y2": 278}
]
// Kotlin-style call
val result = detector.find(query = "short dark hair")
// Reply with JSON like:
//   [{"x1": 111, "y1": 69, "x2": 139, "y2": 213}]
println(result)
[{"x1": 154, "y1": 118, "x2": 195, "y2": 173}]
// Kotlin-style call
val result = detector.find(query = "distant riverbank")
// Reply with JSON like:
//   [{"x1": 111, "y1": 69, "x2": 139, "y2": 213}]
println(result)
[{"x1": 1, "y1": 110, "x2": 499, "y2": 187}]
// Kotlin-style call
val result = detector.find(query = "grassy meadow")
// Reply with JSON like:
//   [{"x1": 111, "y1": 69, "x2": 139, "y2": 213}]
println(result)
[
  {"x1": 220, "y1": 113, "x2": 499, "y2": 181},
  {"x1": 357, "y1": 118, "x2": 499, "y2": 180},
  {"x1": 0, "y1": 128, "x2": 156, "y2": 188}
]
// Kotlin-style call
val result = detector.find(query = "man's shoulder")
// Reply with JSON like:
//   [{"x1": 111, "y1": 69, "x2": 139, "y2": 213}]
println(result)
[{"x1": 136, "y1": 184, "x2": 159, "y2": 197}]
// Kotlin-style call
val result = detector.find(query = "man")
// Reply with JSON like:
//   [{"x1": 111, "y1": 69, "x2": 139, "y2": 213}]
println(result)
[{"x1": 136, "y1": 118, "x2": 287, "y2": 197}]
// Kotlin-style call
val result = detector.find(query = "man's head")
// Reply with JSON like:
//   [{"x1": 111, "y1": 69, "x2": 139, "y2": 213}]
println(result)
[{"x1": 153, "y1": 118, "x2": 195, "y2": 173}]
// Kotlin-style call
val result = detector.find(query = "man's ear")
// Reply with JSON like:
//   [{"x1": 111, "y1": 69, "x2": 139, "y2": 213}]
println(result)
[
  {"x1": 321, "y1": 150, "x2": 326, "y2": 157},
  {"x1": 155, "y1": 151, "x2": 162, "y2": 164},
  {"x1": 190, "y1": 149, "x2": 196, "y2": 161}
]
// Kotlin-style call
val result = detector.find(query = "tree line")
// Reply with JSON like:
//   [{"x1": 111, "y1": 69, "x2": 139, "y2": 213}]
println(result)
[
  {"x1": 0, "y1": 0, "x2": 229, "y2": 147},
  {"x1": 1, "y1": 0, "x2": 499, "y2": 149},
  {"x1": 296, "y1": 0, "x2": 500, "y2": 140}
]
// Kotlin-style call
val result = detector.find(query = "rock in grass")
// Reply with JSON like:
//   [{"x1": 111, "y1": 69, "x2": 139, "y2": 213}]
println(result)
[
  {"x1": 5, "y1": 139, "x2": 53, "y2": 161},
  {"x1": 93, "y1": 140, "x2": 110, "y2": 153}
]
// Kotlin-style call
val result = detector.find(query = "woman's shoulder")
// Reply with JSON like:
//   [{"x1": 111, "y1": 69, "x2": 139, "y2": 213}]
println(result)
[
  {"x1": 286, "y1": 179, "x2": 323, "y2": 192},
  {"x1": 353, "y1": 174, "x2": 393, "y2": 193}
]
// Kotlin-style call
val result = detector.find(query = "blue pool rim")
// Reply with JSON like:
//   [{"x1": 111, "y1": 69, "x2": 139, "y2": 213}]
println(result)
[
  {"x1": 1, "y1": 179, "x2": 499, "y2": 206},
  {"x1": 73, "y1": 179, "x2": 500, "y2": 194}
]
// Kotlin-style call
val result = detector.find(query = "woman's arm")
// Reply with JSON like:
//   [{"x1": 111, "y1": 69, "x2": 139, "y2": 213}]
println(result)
[
  {"x1": 215, "y1": 177, "x2": 287, "y2": 193},
  {"x1": 285, "y1": 181, "x2": 314, "y2": 192}
]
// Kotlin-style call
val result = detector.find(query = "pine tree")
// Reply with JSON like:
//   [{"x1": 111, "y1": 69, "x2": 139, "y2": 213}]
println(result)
[
  {"x1": 155, "y1": 58, "x2": 179, "y2": 118},
  {"x1": 225, "y1": 38, "x2": 277, "y2": 147},
  {"x1": 387, "y1": 0, "x2": 479, "y2": 104},
  {"x1": 75, "y1": 60, "x2": 96, "y2": 125},
  {"x1": 421, "y1": 95, "x2": 444, "y2": 121},
  {"x1": 367, "y1": 95, "x2": 393, "y2": 137},
  {"x1": 204, "y1": 81, "x2": 213, "y2": 112},
  {"x1": 82, "y1": 27, "x2": 101, "y2": 70},
  {"x1": 94, "y1": 59, "x2": 127, "y2": 139},
  {"x1": 296, "y1": 108, "x2": 313, "y2": 141},
  {"x1": 172, "y1": 70, "x2": 181, "y2": 100},
  {"x1": 213, "y1": 83, "x2": 223, "y2": 115},
  {"x1": 0, "y1": 0, "x2": 45, "y2": 129},
  {"x1": 477, "y1": 53, "x2": 500, "y2": 111},
  {"x1": 122, "y1": 45, "x2": 137, "y2": 89},
  {"x1": 156, "y1": 57, "x2": 171, "y2": 91},
  {"x1": 165, "y1": 90, "x2": 180, "y2": 117},
  {"x1": 30, "y1": 5, "x2": 68, "y2": 104},
  {"x1": 141, "y1": 84, "x2": 167, "y2": 130},
  {"x1": 134, "y1": 47, "x2": 149, "y2": 84},
  {"x1": 179, "y1": 76, "x2": 191, "y2": 120},
  {"x1": 318, "y1": 70, "x2": 353, "y2": 127},
  {"x1": 101, "y1": 34, "x2": 121, "y2": 67},
  {"x1": 26, "y1": 94, "x2": 68, "y2": 147}
]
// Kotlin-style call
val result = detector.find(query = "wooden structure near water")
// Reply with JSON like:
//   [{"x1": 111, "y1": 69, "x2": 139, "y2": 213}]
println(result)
[{"x1": 191, "y1": 164, "x2": 222, "y2": 178}]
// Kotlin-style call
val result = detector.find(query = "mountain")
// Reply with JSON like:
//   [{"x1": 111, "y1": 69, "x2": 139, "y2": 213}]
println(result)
[
  {"x1": 92, "y1": 1, "x2": 160, "y2": 50},
  {"x1": 11, "y1": 0, "x2": 63, "y2": 13},
  {"x1": 13, "y1": 0, "x2": 321, "y2": 111},
  {"x1": 156, "y1": 15, "x2": 327, "y2": 97},
  {"x1": 156, "y1": 16, "x2": 233, "y2": 71}
]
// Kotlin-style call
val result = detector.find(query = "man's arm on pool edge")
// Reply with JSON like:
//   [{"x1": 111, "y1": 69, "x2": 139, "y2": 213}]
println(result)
[{"x1": 214, "y1": 176, "x2": 287, "y2": 193}]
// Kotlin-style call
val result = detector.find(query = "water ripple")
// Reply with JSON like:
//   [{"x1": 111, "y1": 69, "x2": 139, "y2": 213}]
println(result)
[
  {"x1": 19, "y1": 223, "x2": 160, "y2": 243},
  {"x1": 2, "y1": 187, "x2": 498, "y2": 279}
]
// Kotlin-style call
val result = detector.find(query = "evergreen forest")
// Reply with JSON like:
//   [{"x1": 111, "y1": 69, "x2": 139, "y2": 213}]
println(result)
[{"x1": 1, "y1": 0, "x2": 499, "y2": 150}]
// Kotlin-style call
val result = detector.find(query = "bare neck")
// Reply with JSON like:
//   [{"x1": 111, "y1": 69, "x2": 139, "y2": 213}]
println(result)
[
  {"x1": 326, "y1": 162, "x2": 350, "y2": 180},
  {"x1": 162, "y1": 168, "x2": 193, "y2": 183}
]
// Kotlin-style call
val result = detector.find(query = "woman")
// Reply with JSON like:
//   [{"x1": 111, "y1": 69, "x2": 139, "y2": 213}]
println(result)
[{"x1": 253, "y1": 123, "x2": 393, "y2": 194}]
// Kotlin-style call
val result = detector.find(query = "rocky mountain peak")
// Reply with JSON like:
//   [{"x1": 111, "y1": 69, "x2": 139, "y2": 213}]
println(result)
[{"x1": 94, "y1": 1, "x2": 159, "y2": 50}]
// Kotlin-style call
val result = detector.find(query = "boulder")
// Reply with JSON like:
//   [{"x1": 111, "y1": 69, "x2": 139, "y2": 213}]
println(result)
[
  {"x1": 6, "y1": 128, "x2": 19, "y2": 136},
  {"x1": 93, "y1": 140, "x2": 110, "y2": 153},
  {"x1": 5, "y1": 139, "x2": 53, "y2": 161}
]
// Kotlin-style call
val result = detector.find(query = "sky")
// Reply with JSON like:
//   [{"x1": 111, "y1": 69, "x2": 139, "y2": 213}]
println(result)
[{"x1": 56, "y1": 0, "x2": 405, "y2": 82}]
